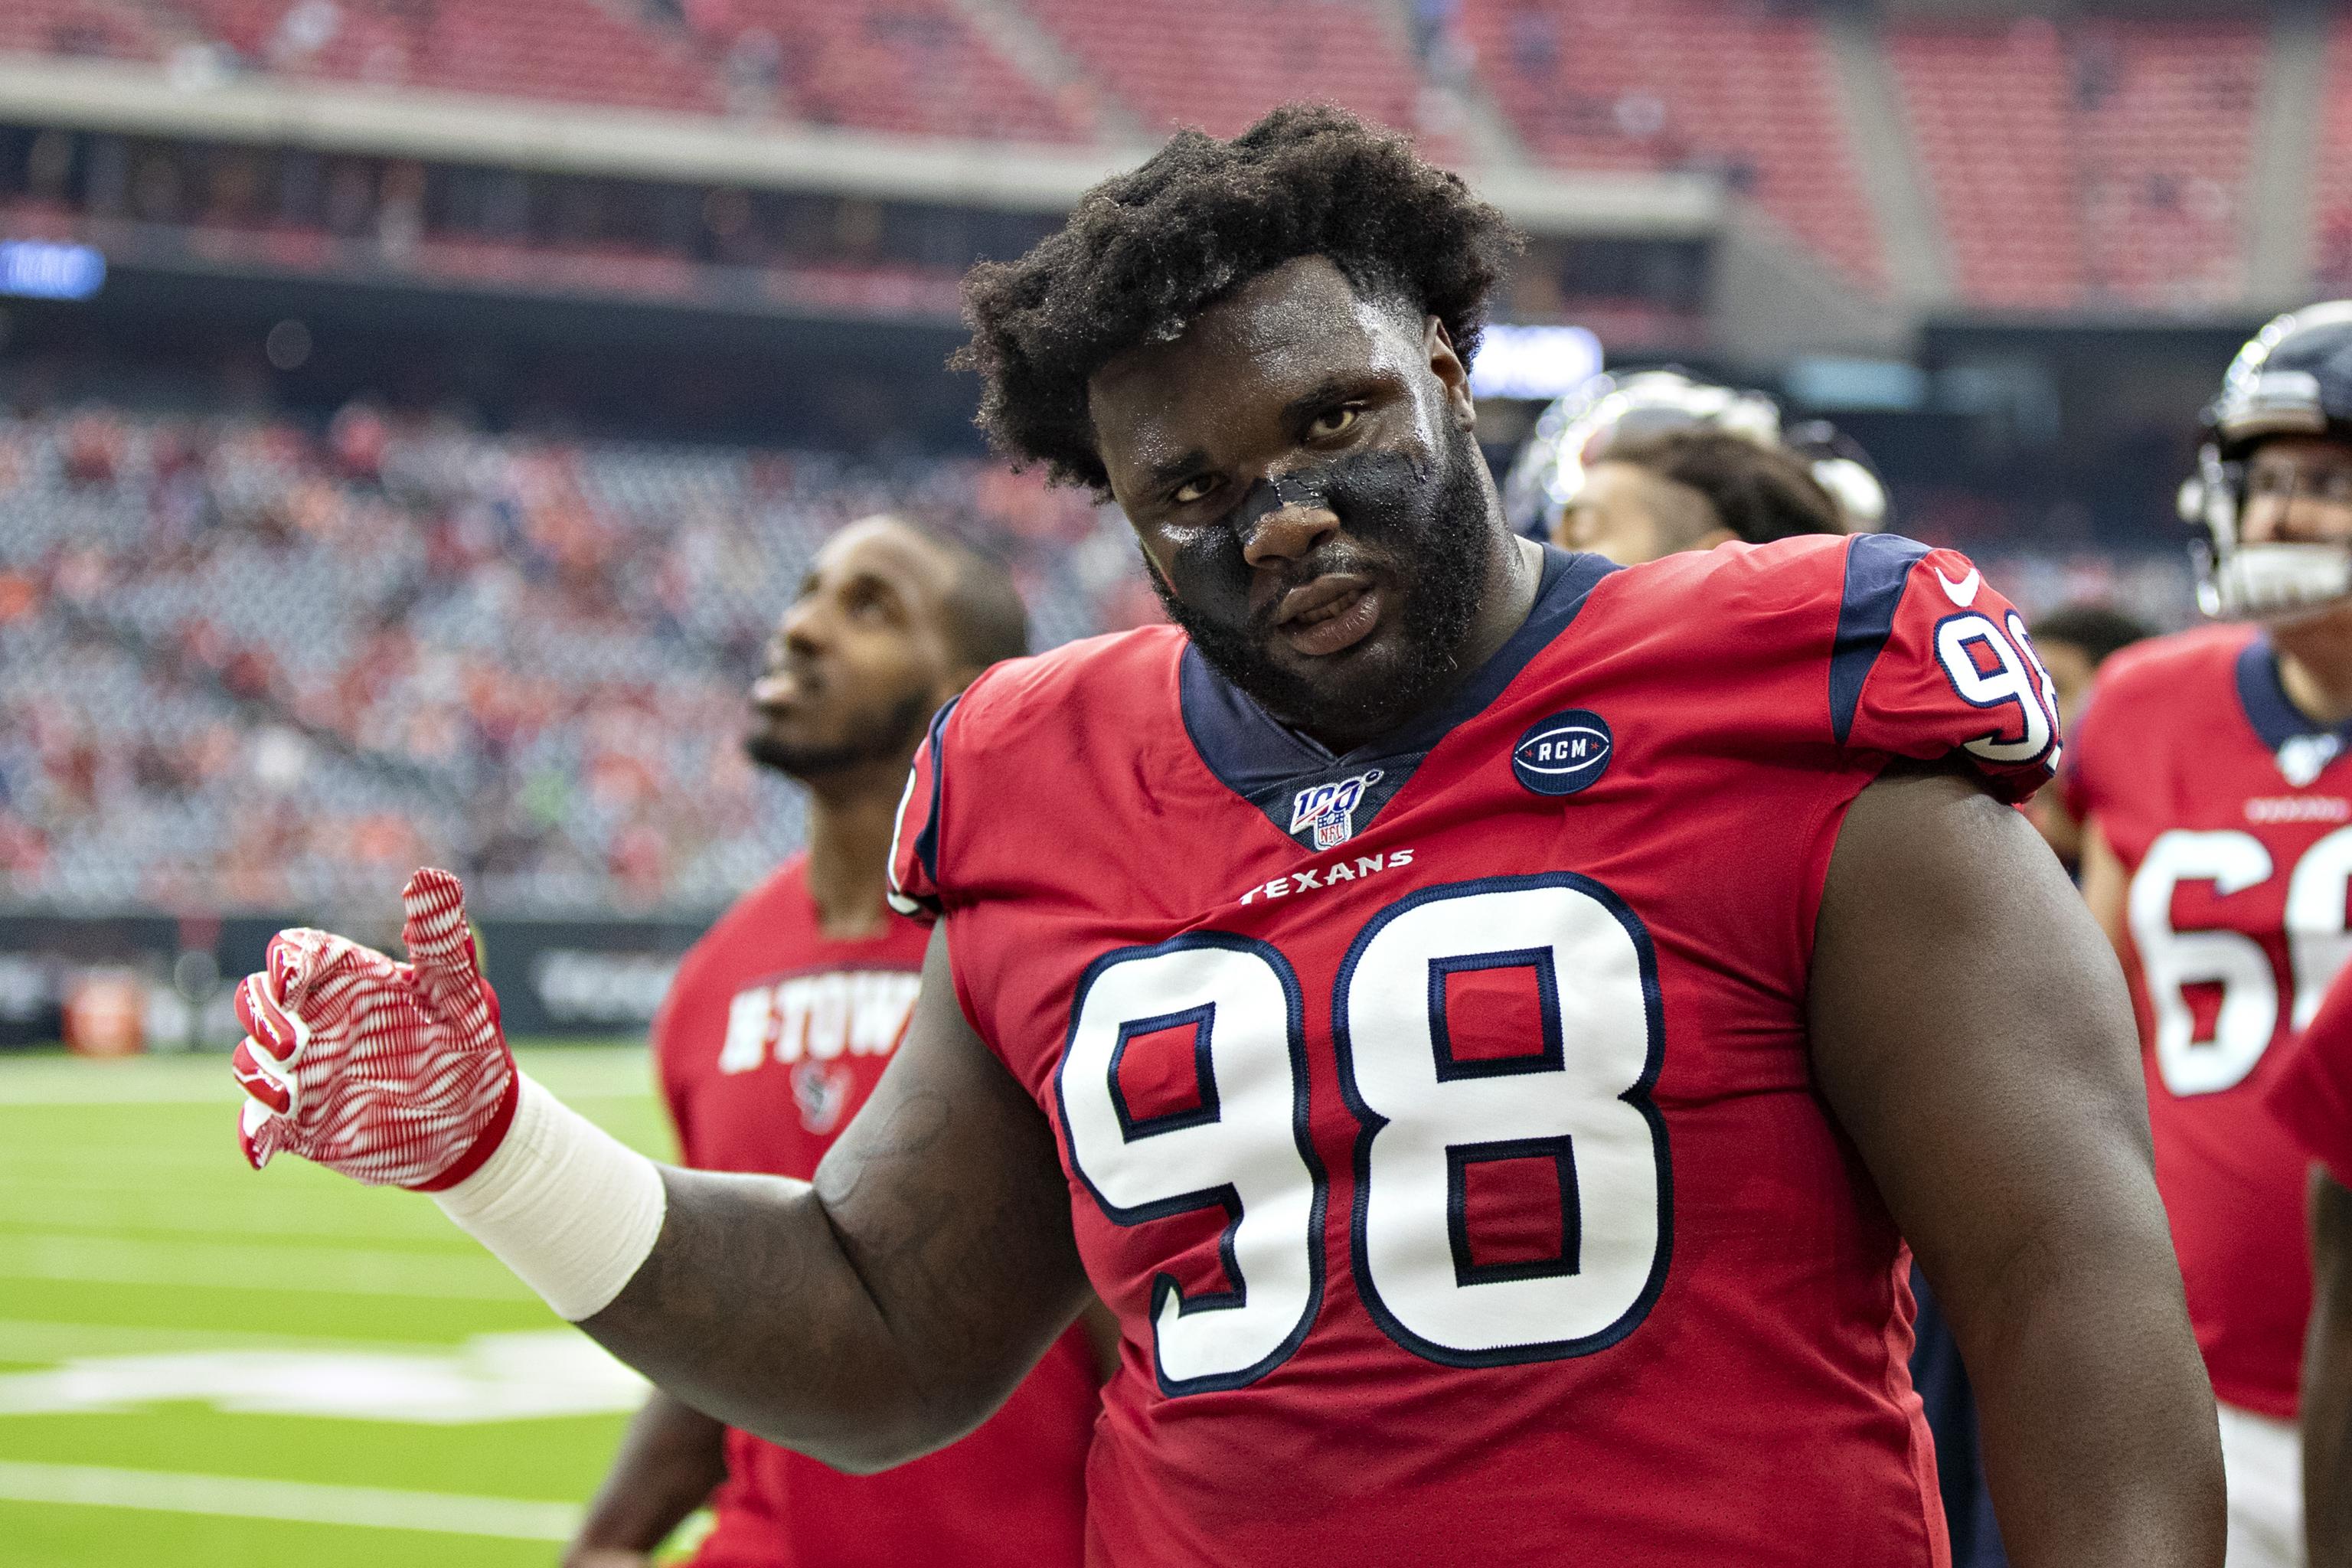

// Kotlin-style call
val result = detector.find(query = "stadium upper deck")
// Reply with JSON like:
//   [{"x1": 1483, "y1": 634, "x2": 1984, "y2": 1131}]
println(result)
[{"x1": 0, "y1": 0, "x2": 2332, "y2": 315}]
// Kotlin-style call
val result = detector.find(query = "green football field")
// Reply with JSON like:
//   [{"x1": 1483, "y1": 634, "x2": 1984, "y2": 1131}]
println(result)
[{"x1": 0, "y1": 1044, "x2": 703, "y2": 1568}]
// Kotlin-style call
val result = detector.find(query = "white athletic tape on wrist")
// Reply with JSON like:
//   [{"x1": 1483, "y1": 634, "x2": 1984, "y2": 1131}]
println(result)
[{"x1": 431, "y1": 1073, "x2": 666, "y2": 1321}]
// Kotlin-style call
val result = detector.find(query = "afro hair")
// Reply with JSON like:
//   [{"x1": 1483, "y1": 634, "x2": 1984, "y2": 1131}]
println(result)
[{"x1": 953, "y1": 104, "x2": 1523, "y2": 494}]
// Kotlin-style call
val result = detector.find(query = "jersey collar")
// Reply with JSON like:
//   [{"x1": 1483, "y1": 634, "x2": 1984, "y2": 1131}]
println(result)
[
  {"x1": 2236, "y1": 633, "x2": 2352, "y2": 783},
  {"x1": 1178, "y1": 545, "x2": 1618, "y2": 850}
]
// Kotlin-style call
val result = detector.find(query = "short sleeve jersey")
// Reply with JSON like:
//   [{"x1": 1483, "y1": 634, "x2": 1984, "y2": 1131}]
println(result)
[
  {"x1": 2063, "y1": 622, "x2": 2352, "y2": 1419},
  {"x1": 890, "y1": 535, "x2": 2060, "y2": 1568},
  {"x1": 653, "y1": 857, "x2": 1099, "y2": 1568}
]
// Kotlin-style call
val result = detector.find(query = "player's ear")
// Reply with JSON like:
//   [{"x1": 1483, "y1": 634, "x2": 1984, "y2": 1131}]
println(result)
[{"x1": 1424, "y1": 317, "x2": 1475, "y2": 433}]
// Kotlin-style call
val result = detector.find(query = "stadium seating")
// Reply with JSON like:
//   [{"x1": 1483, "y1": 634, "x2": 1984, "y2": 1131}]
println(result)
[
  {"x1": 1459, "y1": 0, "x2": 1885, "y2": 290},
  {"x1": 163, "y1": 0, "x2": 723, "y2": 113},
  {"x1": 0, "y1": 1, "x2": 2301, "y2": 309},
  {"x1": 716, "y1": 0, "x2": 1089, "y2": 142},
  {"x1": 1018, "y1": 0, "x2": 1422, "y2": 142},
  {"x1": 0, "y1": 0, "x2": 165, "y2": 64},
  {"x1": 1886, "y1": 20, "x2": 2082, "y2": 310},
  {"x1": 1887, "y1": 15, "x2": 2260, "y2": 311},
  {"x1": 0, "y1": 407, "x2": 1142, "y2": 911},
  {"x1": 151, "y1": 0, "x2": 1081, "y2": 140}
]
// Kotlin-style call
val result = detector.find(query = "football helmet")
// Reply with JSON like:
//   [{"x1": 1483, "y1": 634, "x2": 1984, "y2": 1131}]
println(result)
[
  {"x1": 1503, "y1": 368, "x2": 1886, "y2": 538},
  {"x1": 2181, "y1": 301, "x2": 2352, "y2": 619}
]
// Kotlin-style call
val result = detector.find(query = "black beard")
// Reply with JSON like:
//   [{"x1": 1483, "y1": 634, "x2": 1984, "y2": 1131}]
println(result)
[
  {"x1": 743, "y1": 688, "x2": 934, "y2": 782},
  {"x1": 1148, "y1": 420, "x2": 1495, "y2": 743}
]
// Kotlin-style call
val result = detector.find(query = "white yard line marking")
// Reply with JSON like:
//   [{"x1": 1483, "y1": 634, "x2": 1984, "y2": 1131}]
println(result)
[
  {"x1": 0, "y1": 1330, "x2": 645, "y2": 1423},
  {"x1": 0, "y1": 1317, "x2": 465, "y2": 1362},
  {"x1": 0, "y1": 1232, "x2": 532, "y2": 1302},
  {"x1": 0, "y1": 1460, "x2": 582, "y2": 1540}
]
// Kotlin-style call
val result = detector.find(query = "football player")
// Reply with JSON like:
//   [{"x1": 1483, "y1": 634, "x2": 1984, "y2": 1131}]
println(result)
[
  {"x1": 229, "y1": 107, "x2": 2220, "y2": 1566},
  {"x1": 2027, "y1": 603, "x2": 2151, "y2": 868},
  {"x1": 1501, "y1": 367, "x2": 1887, "y2": 546},
  {"x1": 2059, "y1": 302, "x2": 2352, "y2": 1568},
  {"x1": 1551, "y1": 426, "x2": 1847, "y2": 564},
  {"x1": 564, "y1": 517, "x2": 1106, "y2": 1568}
]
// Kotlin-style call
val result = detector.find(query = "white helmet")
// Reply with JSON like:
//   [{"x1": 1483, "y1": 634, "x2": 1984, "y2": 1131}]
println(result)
[{"x1": 1503, "y1": 368, "x2": 1886, "y2": 537}]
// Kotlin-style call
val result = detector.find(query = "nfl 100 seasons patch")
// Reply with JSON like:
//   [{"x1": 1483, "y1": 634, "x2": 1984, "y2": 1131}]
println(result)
[{"x1": 1291, "y1": 769, "x2": 1383, "y2": 851}]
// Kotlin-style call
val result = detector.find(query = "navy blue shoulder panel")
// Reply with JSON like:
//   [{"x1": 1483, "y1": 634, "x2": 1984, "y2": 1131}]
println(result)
[
  {"x1": 912, "y1": 694, "x2": 961, "y2": 888},
  {"x1": 1179, "y1": 547, "x2": 1618, "y2": 843},
  {"x1": 1828, "y1": 534, "x2": 1933, "y2": 745}
]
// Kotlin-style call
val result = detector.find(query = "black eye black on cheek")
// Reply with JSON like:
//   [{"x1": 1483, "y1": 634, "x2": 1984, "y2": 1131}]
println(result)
[{"x1": 1167, "y1": 519, "x2": 1250, "y2": 591}]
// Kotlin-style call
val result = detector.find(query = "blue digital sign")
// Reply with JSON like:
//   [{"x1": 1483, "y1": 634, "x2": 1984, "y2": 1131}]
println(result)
[
  {"x1": 0, "y1": 241, "x2": 106, "y2": 301},
  {"x1": 1468, "y1": 324, "x2": 1604, "y2": 401}
]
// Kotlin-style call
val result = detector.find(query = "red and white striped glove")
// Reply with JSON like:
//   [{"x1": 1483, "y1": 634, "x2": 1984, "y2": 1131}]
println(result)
[{"x1": 231, "y1": 868, "x2": 518, "y2": 1191}]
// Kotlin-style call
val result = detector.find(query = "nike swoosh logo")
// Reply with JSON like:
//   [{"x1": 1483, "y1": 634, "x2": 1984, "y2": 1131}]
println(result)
[{"x1": 1934, "y1": 567, "x2": 1981, "y2": 607}]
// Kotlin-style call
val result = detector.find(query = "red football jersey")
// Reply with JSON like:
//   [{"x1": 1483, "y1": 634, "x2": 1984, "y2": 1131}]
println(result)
[
  {"x1": 889, "y1": 535, "x2": 2061, "y2": 1566},
  {"x1": 2063, "y1": 622, "x2": 2352, "y2": 1419},
  {"x1": 653, "y1": 856, "x2": 1101, "y2": 1568},
  {"x1": 2265, "y1": 956, "x2": 2352, "y2": 1187}
]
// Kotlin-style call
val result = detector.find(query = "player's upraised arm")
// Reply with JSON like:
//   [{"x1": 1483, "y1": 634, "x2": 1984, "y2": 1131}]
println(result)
[
  {"x1": 1809, "y1": 765, "x2": 2224, "y2": 1567},
  {"x1": 230, "y1": 873, "x2": 1090, "y2": 1474},
  {"x1": 576, "y1": 920, "x2": 1089, "y2": 1468}
]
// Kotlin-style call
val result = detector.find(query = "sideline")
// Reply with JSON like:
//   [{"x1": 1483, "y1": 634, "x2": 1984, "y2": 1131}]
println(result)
[{"x1": 0, "y1": 1459, "x2": 581, "y2": 1540}]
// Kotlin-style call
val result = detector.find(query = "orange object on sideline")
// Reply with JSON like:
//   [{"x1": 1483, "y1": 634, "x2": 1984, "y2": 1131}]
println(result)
[{"x1": 64, "y1": 971, "x2": 145, "y2": 1057}]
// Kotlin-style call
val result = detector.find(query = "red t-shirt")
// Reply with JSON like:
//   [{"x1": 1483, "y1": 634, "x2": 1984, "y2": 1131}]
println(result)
[
  {"x1": 890, "y1": 536, "x2": 2061, "y2": 1567},
  {"x1": 2063, "y1": 622, "x2": 2352, "y2": 1419},
  {"x1": 653, "y1": 856, "x2": 1100, "y2": 1568}
]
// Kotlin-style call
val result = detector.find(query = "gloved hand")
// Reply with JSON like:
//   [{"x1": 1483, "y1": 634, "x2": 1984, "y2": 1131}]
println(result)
[{"x1": 231, "y1": 867, "x2": 518, "y2": 1191}]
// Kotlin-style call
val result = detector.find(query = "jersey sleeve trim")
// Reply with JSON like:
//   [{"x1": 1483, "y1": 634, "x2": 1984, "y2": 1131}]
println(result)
[
  {"x1": 885, "y1": 695, "x2": 960, "y2": 919},
  {"x1": 1829, "y1": 534, "x2": 1932, "y2": 744}
]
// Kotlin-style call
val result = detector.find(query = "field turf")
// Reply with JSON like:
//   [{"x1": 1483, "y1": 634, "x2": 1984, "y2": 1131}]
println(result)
[{"x1": 0, "y1": 1044, "x2": 706, "y2": 1567}]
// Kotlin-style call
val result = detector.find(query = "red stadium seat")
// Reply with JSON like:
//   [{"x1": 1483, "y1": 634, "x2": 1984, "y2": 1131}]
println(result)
[
  {"x1": 0, "y1": 0, "x2": 166, "y2": 64},
  {"x1": 1019, "y1": 0, "x2": 1423, "y2": 143},
  {"x1": 1456, "y1": 0, "x2": 1885, "y2": 291},
  {"x1": 1887, "y1": 15, "x2": 2259, "y2": 311}
]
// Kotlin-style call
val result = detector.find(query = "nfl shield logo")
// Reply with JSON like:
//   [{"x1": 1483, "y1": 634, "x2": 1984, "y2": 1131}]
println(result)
[{"x1": 1290, "y1": 769, "x2": 1383, "y2": 850}]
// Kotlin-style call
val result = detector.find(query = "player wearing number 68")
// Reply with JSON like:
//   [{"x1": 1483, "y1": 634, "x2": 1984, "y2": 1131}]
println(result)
[
  {"x1": 2061, "y1": 302, "x2": 2352, "y2": 1568},
  {"x1": 230, "y1": 107, "x2": 2222, "y2": 1568}
]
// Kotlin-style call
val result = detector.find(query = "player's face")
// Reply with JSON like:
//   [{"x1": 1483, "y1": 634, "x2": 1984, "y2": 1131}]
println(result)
[
  {"x1": 746, "y1": 518, "x2": 960, "y2": 783},
  {"x1": 1088, "y1": 256, "x2": 1501, "y2": 746},
  {"x1": 2241, "y1": 436, "x2": 2352, "y2": 547},
  {"x1": 1554, "y1": 459, "x2": 1723, "y2": 566},
  {"x1": 2035, "y1": 639, "x2": 2099, "y2": 734}
]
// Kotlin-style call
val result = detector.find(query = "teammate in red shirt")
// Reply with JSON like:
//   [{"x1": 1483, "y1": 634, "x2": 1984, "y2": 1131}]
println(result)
[
  {"x1": 2060, "y1": 302, "x2": 2352, "y2": 1568},
  {"x1": 230, "y1": 107, "x2": 2221, "y2": 1567},
  {"x1": 565, "y1": 516, "x2": 1104, "y2": 1568}
]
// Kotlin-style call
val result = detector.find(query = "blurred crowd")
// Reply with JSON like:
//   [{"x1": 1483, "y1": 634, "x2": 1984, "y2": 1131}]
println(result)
[
  {"x1": 0, "y1": 398, "x2": 2199, "y2": 920},
  {"x1": 0, "y1": 403, "x2": 1152, "y2": 915}
]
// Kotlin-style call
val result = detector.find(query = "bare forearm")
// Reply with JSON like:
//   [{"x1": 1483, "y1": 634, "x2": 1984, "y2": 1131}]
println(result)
[
  {"x1": 580, "y1": 1052, "x2": 1091, "y2": 1473},
  {"x1": 2306, "y1": 1171, "x2": 2352, "y2": 1567},
  {"x1": 581, "y1": 1168, "x2": 952, "y2": 1472},
  {"x1": 1948, "y1": 1230, "x2": 2222, "y2": 1568},
  {"x1": 569, "y1": 1388, "x2": 728, "y2": 1561}
]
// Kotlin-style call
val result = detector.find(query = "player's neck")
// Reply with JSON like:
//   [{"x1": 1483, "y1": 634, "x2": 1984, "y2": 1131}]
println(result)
[
  {"x1": 801, "y1": 763, "x2": 907, "y2": 942},
  {"x1": 2272, "y1": 616, "x2": 2352, "y2": 730}
]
